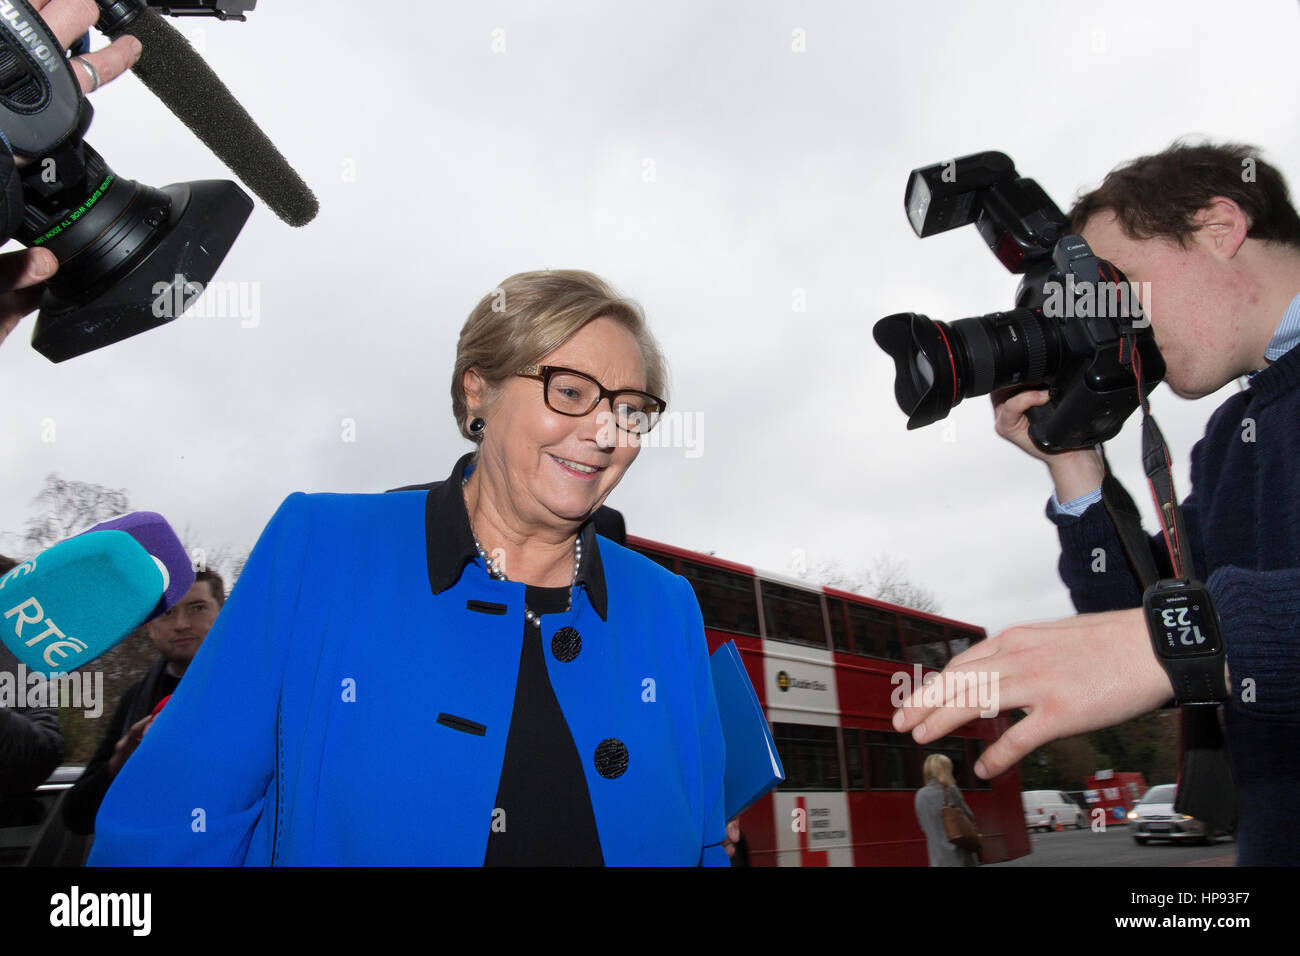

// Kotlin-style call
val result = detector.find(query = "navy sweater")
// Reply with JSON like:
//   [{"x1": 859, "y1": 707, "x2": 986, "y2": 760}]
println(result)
[{"x1": 1048, "y1": 343, "x2": 1300, "y2": 866}]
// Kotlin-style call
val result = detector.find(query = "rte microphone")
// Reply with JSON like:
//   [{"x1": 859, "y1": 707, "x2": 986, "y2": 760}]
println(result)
[
  {"x1": 74, "y1": 511, "x2": 195, "y2": 621},
  {"x1": 0, "y1": 531, "x2": 165, "y2": 675},
  {"x1": 94, "y1": 0, "x2": 319, "y2": 227}
]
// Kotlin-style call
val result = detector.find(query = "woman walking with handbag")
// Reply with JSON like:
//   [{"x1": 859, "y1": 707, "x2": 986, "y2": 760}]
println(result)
[{"x1": 915, "y1": 753, "x2": 981, "y2": 866}]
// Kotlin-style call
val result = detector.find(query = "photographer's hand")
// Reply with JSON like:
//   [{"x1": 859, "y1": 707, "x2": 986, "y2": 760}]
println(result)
[
  {"x1": 891, "y1": 608, "x2": 1174, "y2": 779},
  {"x1": 991, "y1": 386, "x2": 1106, "y2": 501},
  {"x1": 10, "y1": 1, "x2": 142, "y2": 172},
  {"x1": 32, "y1": 0, "x2": 142, "y2": 97},
  {"x1": 0, "y1": 248, "x2": 57, "y2": 348},
  {"x1": 2, "y1": 2, "x2": 142, "y2": 349}
]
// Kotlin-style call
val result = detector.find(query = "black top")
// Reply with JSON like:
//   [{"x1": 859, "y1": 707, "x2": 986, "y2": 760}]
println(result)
[
  {"x1": 483, "y1": 585, "x2": 604, "y2": 866},
  {"x1": 0, "y1": 644, "x2": 63, "y2": 800}
]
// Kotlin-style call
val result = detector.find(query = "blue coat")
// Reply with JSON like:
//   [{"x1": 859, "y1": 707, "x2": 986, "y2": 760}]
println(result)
[{"x1": 89, "y1": 465, "x2": 728, "y2": 865}]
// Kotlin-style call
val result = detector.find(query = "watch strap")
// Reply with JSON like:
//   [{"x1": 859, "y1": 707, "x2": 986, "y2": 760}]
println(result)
[{"x1": 1167, "y1": 656, "x2": 1227, "y2": 706}]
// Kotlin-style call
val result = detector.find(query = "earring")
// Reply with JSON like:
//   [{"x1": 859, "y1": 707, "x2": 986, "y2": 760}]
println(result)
[{"x1": 468, "y1": 417, "x2": 486, "y2": 437}]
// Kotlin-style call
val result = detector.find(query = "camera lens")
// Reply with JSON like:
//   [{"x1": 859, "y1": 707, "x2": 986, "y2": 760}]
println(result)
[
  {"x1": 14, "y1": 143, "x2": 252, "y2": 362},
  {"x1": 913, "y1": 351, "x2": 934, "y2": 390},
  {"x1": 874, "y1": 309, "x2": 1062, "y2": 429}
]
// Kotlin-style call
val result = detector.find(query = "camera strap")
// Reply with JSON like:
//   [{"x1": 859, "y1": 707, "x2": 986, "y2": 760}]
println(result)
[
  {"x1": 1101, "y1": 332, "x2": 1236, "y2": 834},
  {"x1": 1100, "y1": 334, "x2": 1196, "y2": 584},
  {"x1": 0, "y1": 0, "x2": 86, "y2": 160},
  {"x1": 1099, "y1": 463, "x2": 1161, "y2": 585},
  {"x1": 1129, "y1": 341, "x2": 1195, "y2": 578}
]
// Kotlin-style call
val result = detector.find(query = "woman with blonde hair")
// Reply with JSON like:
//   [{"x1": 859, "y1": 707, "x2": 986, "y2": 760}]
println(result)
[
  {"x1": 914, "y1": 753, "x2": 980, "y2": 866},
  {"x1": 89, "y1": 270, "x2": 729, "y2": 865}
]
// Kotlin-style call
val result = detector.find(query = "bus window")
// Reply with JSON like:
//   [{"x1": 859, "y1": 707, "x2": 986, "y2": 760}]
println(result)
[
  {"x1": 847, "y1": 604, "x2": 904, "y2": 661},
  {"x1": 827, "y1": 597, "x2": 851, "y2": 653},
  {"x1": 773, "y1": 723, "x2": 843, "y2": 791},
  {"x1": 761, "y1": 581, "x2": 829, "y2": 650},
  {"x1": 680, "y1": 561, "x2": 760, "y2": 637},
  {"x1": 843, "y1": 728, "x2": 865, "y2": 790},
  {"x1": 902, "y1": 617, "x2": 949, "y2": 670},
  {"x1": 947, "y1": 627, "x2": 983, "y2": 658},
  {"x1": 864, "y1": 730, "x2": 923, "y2": 790}
]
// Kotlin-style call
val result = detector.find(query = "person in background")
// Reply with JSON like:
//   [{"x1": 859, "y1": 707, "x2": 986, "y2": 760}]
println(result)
[
  {"x1": 63, "y1": 570, "x2": 225, "y2": 836},
  {"x1": 914, "y1": 753, "x2": 978, "y2": 867},
  {"x1": 0, "y1": 554, "x2": 65, "y2": 805}
]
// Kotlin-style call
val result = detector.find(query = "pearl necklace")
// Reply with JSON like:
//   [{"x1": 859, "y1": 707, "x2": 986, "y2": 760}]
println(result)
[{"x1": 462, "y1": 476, "x2": 582, "y2": 627}]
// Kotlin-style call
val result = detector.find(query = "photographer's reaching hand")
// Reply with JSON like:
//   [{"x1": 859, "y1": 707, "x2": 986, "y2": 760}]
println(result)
[
  {"x1": 1, "y1": 0, "x2": 142, "y2": 350},
  {"x1": 991, "y1": 386, "x2": 1106, "y2": 502},
  {"x1": 891, "y1": 608, "x2": 1173, "y2": 779}
]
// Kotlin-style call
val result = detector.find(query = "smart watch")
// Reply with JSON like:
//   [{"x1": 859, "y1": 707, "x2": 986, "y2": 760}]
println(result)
[{"x1": 1142, "y1": 578, "x2": 1228, "y2": 706}]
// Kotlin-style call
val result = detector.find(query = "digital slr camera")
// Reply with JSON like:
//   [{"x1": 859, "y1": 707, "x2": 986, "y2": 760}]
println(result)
[{"x1": 873, "y1": 151, "x2": 1165, "y2": 451}]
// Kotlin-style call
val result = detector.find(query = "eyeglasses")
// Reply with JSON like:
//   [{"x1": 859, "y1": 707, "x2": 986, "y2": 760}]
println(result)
[{"x1": 517, "y1": 365, "x2": 666, "y2": 435}]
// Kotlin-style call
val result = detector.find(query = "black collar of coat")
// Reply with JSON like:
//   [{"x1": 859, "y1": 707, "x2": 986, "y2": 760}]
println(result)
[
  {"x1": 126, "y1": 656, "x2": 174, "y2": 729},
  {"x1": 388, "y1": 452, "x2": 608, "y2": 621}
]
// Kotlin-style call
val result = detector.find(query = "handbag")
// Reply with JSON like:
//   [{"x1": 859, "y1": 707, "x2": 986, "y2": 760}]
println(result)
[{"x1": 941, "y1": 788, "x2": 982, "y2": 854}]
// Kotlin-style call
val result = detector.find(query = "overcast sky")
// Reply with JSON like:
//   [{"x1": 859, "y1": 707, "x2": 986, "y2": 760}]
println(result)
[{"x1": 2, "y1": 0, "x2": 1297, "y2": 636}]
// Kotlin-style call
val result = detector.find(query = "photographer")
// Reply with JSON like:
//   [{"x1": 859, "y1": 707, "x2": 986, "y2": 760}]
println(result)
[
  {"x1": 0, "y1": 0, "x2": 141, "y2": 350},
  {"x1": 894, "y1": 141, "x2": 1300, "y2": 866}
]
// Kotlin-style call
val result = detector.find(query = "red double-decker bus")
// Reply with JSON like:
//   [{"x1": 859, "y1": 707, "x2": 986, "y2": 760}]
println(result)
[{"x1": 628, "y1": 534, "x2": 1031, "y2": 866}]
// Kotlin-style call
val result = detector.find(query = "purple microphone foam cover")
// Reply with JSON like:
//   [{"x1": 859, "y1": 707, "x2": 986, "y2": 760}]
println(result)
[{"x1": 77, "y1": 512, "x2": 195, "y2": 616}]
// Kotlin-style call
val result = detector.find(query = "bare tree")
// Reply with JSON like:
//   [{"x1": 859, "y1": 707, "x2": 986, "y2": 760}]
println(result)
[
  {"x1": 808, "y1": 554, "x2": 942, "y2": 614},
  {"x1": 12, "y1": 475, "x2": 249, "y2": 587},
  {"x1": 22, "y1": 473, "x2": 130, "y2": 552},
  {"x1": 863, "y1": 554, "x2": 942, "y2": 614}
]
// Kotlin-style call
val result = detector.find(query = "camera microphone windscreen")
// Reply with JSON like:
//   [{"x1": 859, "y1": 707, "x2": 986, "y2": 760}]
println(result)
[
  {"x1": 98, "y1": 4, "x2": 319, "y2": 227},
  {"x1": 0, "y1": 530, "x2": 166, "y2": 675},
  {"x1": 73, "y1": 511, "x2": 195, "y2": 620}
]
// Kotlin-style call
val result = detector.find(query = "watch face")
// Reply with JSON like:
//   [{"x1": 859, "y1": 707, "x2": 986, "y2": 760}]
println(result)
[{"x1": 1146, "y1": 592, "x2": 1222, "y2": 658}]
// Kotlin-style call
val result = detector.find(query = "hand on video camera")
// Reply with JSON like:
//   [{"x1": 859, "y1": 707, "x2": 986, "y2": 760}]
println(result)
[
  {"x1": 991, "y1": 386, "x2": 1106, "y2": 501},
  {"x1": 34, "y1": 0, "x2": 143, "y2": 100},
  {"x1": 1, "y1": 1, "x2": 142, "y2": 349},
  {"x1": 891, "y1": 607, "x2": 1174, "y2": 779}
]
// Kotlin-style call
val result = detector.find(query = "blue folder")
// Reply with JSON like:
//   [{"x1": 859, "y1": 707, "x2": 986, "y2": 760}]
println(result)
[{"x1": 709, "y1": 640, "x2": 785, "y2": 821}]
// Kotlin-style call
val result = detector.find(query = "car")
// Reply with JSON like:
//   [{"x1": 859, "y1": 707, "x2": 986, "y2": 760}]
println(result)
[
  {"x1": 1022, "y1": 789, "x2": 1086, "y2": 831},
  {"x1": 1127, "y1": 783, "x2": 1220, "y2": 845},
  {"x1": 0, "y1": 766, "x2": 92, "y2": 867}
]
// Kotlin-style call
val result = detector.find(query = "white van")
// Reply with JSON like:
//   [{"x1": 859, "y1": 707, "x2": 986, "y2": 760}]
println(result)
[{"x1": 1022, "y1": 790, "x2": 1086, "y2": 831}]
